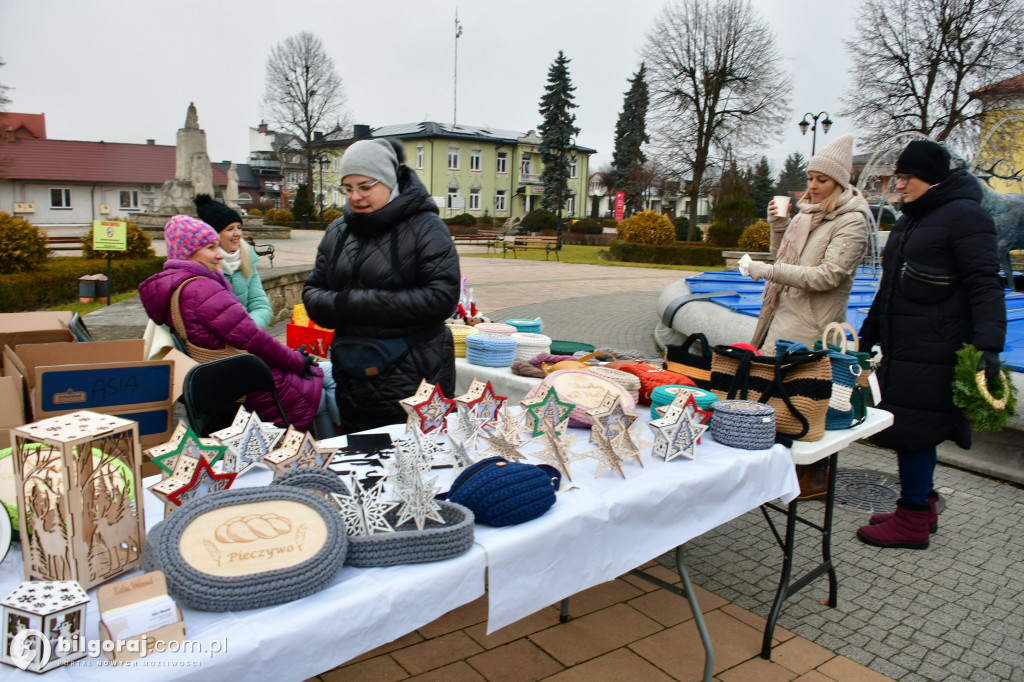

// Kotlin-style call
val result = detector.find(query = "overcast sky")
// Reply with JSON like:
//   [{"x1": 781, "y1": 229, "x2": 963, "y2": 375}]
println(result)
[{"x1": 0, "y1": 0, "x2": 860, "y2": 176}]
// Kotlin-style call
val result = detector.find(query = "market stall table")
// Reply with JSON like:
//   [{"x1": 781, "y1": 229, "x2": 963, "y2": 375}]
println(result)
[{"x1": 454, "y1": 356, "x2": 542, "y2": 403}]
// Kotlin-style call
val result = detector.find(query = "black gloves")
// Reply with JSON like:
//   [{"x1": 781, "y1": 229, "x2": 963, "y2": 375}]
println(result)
[
  {"x1": 978, "y1": 351, "x2": 1002, "y2": 381},
  {"x1": 297, "y1": 344, "x2": 318, "y2": 378}
]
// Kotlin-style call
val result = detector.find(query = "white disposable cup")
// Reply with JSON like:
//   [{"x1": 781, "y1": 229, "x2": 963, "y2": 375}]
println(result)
[{"x1": 773, "y1": 195, "x2": 790, "y2": 217}]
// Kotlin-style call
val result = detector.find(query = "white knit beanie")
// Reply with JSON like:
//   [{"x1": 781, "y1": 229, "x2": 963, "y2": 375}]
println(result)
[
  {"x1": 339, "y1": 139, "x2": 399, "y2": 190},
  {"x1": 807, "y1": 134, "x2": 853, "y2": 189}
]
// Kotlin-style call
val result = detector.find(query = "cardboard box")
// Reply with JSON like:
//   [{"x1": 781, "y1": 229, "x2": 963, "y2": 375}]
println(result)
[
  {"x1": 0, "y1": 311, "x2": 75, "y2": 349},
  {"x1": 0, "y1": 375, "x2": 22, "y2": 450},
  {"x1": 4, "y1": 340, "x2": 195, "y2": 446}
]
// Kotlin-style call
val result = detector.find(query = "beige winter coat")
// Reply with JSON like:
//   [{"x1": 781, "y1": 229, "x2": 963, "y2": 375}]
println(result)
[{"x1": 751, "y1": 191, "x2": 870, "y2": 351}]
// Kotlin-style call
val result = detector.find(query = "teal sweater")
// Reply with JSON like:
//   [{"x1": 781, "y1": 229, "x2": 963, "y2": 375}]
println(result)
[{"x1": 223, "y1": 242, "x2": 273, "y2": 329}]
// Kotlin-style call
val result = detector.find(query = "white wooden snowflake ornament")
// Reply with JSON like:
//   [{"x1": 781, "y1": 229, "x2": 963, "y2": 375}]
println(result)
[{"x1": 330, "y1": 476, "x2": 397, "y2": 537}]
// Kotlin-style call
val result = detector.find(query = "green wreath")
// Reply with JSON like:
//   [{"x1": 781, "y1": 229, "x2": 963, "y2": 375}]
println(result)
[{"x1": 952, "y1": 345, "x2": 1018, "y2": 432}]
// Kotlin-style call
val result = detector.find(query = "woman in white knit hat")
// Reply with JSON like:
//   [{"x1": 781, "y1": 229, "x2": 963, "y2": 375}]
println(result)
[
  {"x1": 745, "y1": 134, "x2": 871, "y2": 500},
  {"x1": 747, "y1": 134, "x2": 871, "y2": 351}
]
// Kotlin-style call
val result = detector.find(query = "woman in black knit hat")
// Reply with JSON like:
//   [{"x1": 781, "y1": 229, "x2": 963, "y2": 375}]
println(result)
[{"x1": 195, "y1": 194, "x2": 273, "y2": 328}]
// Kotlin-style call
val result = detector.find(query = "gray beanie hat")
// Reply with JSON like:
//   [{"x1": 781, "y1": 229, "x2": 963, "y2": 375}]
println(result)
[
  {"x1": 807, "y1": 134, "x2": 853, "y2": 189},
  {"x1": 339, "y1": 139, "x2": 399, "y2": 190}
]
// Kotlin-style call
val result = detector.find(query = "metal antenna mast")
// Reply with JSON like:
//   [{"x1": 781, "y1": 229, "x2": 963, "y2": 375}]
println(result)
[{"x1": 454, "y1": 11, "x2": 463, "y2": 125}]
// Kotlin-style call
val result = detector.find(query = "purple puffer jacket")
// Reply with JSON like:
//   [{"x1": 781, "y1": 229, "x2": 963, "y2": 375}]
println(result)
[{"x1": 139, "y1": 259, "x2": 323, "y2": 430}]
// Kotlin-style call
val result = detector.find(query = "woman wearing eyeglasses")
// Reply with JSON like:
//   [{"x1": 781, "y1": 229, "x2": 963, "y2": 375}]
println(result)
[{"x1": 302, "y1": 138, "x2": 461, "y2": 434}]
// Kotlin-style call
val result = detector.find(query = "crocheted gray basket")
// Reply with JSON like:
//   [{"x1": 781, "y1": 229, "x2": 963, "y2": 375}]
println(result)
[
  {"x1": 142, "y1": 486, "x2": 348, "y2": 612},
  {"x1": 272, "y1": 470, "x2": 475, "y2": 568},
  {"x1": 344, "y1": 501, "x2": 475, "y2": 568},
  {"x1": 710, "y1": 399, "x2": 776, "y2": 450}
]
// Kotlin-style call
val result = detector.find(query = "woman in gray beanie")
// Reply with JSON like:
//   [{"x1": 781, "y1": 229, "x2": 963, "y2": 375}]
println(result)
[
  {"x1": 745, "y1": 134, "x2": 871, "y2": 499},
  {"x1": 302, "y1": 138, "x2": 461, "y2": 433}
]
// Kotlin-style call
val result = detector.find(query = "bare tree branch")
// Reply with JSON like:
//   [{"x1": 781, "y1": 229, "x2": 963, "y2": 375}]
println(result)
[
  {"x1": 261, "y1": 32, "x2": 350, "y2": 203},
  {"x1": 643, "y1": 0, "x2": 790, "y2": 240},
  {"x1": 843, "y1": 0, "x2": 1024, "y2": 149}
]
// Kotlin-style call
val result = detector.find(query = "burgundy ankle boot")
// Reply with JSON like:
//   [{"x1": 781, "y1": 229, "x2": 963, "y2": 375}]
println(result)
[
  {"x1": 869, "y1": 492, "x2": 941, "y2": 533},
  {"x1": 857, "y1": 502, "x2": 931, "y2": 549}
]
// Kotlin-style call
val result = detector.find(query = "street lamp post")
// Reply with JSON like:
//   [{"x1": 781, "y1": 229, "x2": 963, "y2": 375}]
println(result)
[
  {"x1": 798, "y1": 111, "x2": 833, "y2": 156},
  {"x1": 317, "y1": 153, "x2": 329, "y2": 230},
  {"x1": 556, "y1": 139, "x2": 577, "y2": 251}
]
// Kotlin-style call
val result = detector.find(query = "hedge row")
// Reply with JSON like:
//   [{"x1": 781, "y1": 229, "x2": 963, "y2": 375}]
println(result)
[
  {"x1": 609, "y1": 239, "x2": 724, "y2": 267},
  {"x1": 0, "y1": 257, "x2": 164, "y2": 312}
]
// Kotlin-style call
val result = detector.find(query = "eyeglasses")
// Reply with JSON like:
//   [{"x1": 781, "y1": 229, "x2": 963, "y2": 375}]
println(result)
[{"x1": 340, "y1": 180, "x2": 381, "y2": 196}]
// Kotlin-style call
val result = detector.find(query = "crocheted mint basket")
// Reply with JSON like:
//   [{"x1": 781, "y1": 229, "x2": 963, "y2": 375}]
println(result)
[
  {"x1": 272, "y1": 467, "x2": 475, "y2": 568},
  {"x1": 710, "y1": 399, "x2": 776, "y2": 450},
  {"x1": 447, "y1": 457, "x2": 558, "y2": 526},
  {"x1": 142, "y1": 486, "x2": 348, "y2": 612},
  {"x1": 506, "y1": 318, "x2": 542, "y2": 334},
  {"x1": 650, "y1": 385, "x2": 718, "y2": 420}
]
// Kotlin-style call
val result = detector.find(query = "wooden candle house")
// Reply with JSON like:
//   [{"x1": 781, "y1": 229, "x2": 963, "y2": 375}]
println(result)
[
  {"x1": 11, "y1": 411, "x2": 145, "y2": 589},
  {"x1": 1, "y1": 580, "x2": 90, "y2": 673}
]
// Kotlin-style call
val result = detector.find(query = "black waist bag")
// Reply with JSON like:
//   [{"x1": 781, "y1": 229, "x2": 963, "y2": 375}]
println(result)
[
  {"x1": 900, "y1": 259, "x2": 956, "y2": 304},
  {"x1": 332, "y1": 337, "x2": 410, "y2": 378}
]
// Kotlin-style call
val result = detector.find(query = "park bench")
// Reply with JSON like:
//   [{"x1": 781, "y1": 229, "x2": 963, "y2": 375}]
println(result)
[
  {"x1": 501, "y1": 235, "x2": 560, "y2": 261},
  {"x1": 244, "y1": 236, "x2": 275, "y2": 267},
  {"x1": 45, "y1": 235, "x2": 84, "y2": 252},
  {"x1": 451, "y1": 229, "x2": 504, "y2": 253}
]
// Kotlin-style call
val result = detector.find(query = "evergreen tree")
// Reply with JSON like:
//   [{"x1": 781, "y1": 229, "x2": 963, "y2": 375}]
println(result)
[
  {"x1": 748, "y1": 156, "x2": 775, "y2": 215},
  {"x1": 775, "y1": 152, "x2": 808, "y2": 195},
  {"x1": 538, "y1": 51, "x2": 581, "y2": 216},
  {"x1": 291, "y1": 183, "x2": 314, "y2": 219},
  {"x1": 610, "y1": 64, "x2": 650, "y2": 217}
]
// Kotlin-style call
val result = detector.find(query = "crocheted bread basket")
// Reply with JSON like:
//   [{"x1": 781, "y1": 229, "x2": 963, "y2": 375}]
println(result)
[
  {"x1": 524, "y1": 369, "x2": 637, "y2": 427},
  {"x1": 273, "y1": 466, "x2": 475, "y2": 568},
  {"x1": 142, "y1": 486, "x2": 348, "y2": 611}
]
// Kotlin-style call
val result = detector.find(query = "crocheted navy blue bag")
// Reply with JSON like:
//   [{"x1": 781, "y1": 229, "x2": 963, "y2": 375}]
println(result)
[{"x1": 444, "y1": 457, "x2": 560, "y2": 526}]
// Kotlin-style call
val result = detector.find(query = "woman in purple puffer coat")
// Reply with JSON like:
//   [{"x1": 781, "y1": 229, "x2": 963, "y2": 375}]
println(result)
[{"x1": 139, "y1": 215, "x2": 333, "y2": 433}]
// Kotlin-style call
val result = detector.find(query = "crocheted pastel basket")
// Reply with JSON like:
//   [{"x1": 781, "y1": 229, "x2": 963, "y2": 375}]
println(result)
[
  {"x1": 710, "y1": 399, "x2": 776, "y2": 450},
  {"x1": 505, "y1": 318, "x2": 542, "y2": 334},
  {"x1": 650, "y1": 385, "x2": 718, "y2": 420},
  {"x1": 549, "y1": 340, "x2": 595, "y2": 355},
  {"x1": 142, "y1": 486, "x2": 348, "y2": 612},
  {"x1": 465, "y1": 332, "x2": 518, "y2": 367},
  {"x1": 586, "y1": 366, "x2": 641, "y2": 403},
  {"x1": 512, "y1": 332, "x2": 553, "y2": 362},
  {"x1": 524, "y1": 369, "x2": 637, "y2": 427},
  {"x1": 474, "y1": 322, "x2": 516, "y2": 336},
  {"x1": 447, "y1": 457, "x2": 558, "y2": 526},
  {"x1": 448, "y1": 324, "x2": 479, "y2": 358}
]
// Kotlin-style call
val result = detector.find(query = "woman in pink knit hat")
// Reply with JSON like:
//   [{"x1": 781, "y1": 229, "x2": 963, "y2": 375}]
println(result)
[
  {"x1": 139, "y1": 215, "x2": 338, "y2": 436},
  {"x1": 745, "y1": 134, "x2": 871, "y2": 498}
]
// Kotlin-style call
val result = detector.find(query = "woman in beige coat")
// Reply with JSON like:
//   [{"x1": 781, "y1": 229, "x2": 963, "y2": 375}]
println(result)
[{"x1": 748, "y1": 134, "x2": 870, "y2": 351}]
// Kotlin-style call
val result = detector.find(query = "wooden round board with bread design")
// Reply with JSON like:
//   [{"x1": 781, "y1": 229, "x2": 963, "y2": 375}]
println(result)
[{"x1": 540, "y1": 369, "x2": 637, "y2": 426}]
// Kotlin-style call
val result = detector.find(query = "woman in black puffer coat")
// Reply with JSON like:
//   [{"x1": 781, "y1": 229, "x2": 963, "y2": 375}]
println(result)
[
  {"x1": 303, "y1": 139, "x2": 460, "y2": 434},
  {"x1": 857, "y1": 140, "x2": 1006, "y2": 550}
]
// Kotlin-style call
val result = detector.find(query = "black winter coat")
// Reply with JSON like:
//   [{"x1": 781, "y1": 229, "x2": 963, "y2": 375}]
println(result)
[
  {"x1": 303, "y1": 167, "x2": 461, "y2": 433},
  {"x1": 859, "y1": 168, "x2": 1006, "y2": 451}
]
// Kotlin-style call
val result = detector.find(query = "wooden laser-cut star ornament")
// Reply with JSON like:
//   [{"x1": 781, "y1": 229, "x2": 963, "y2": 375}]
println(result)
[
  {"x1": 264, "y1": 427, "x2": 335, "y2": 476},
  {"x1": 384, "y1": 433, "x2": 446, "y2": 531},
  {"x1": 530, "y1": 414, "x2": 584, "y2": 481},
  {"x1": 648, "y1": 393, "x2": 708, "y2": 462},
  {"x1": 587, "y1": 428, "x2": 628, "y2": 479},
  {"x1": 482, "y1": 406, "x2": 527, "y2": 461},
  {"x1": 146, "y1": 422, "x2": 226, "y2": 474},
  {"x1": 215, "y1": 410, "x2": 285, "y2": 475},
  {"x1": 586, "y1": 392, "x2": 643, "y2": 467},
  {"x1": 208, "y1": 406, "x2": 252, "y2": 442},
  {"x1": 455, "y1": 379, "x2": 507, "y2": 427},
  {"x1": 148, "y1": 453, "x2": 236, "y2": 515},
  {"x1": 399, "y1": 380, "x2": 456, "y2": 433},
  {"x1": 330, "y1": 475, "x2": 397, "y2": 536},
  {"x1": 654, "y1": 388, "x2": 713, "y2": 434},
  {"x1": 446, "y1": 424, "x2": 479, "y2": 479},
  {"x1": 520, "y1": 385, "x2": 575, "y2": 437}
]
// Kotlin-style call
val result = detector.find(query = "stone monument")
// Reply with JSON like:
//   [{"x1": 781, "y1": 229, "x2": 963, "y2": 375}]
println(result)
[{"x1": 154, "y1": 102, "x2": 213, "y2": 214}]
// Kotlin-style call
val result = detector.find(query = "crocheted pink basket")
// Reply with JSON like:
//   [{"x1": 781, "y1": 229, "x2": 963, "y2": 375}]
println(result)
[{"x1": 523, "y1": 369, "x2": 637, "y2": 428}]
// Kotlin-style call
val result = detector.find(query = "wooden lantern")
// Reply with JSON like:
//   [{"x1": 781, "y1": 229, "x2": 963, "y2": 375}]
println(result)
[
  {"x1": 1, "y1": 580, "x2": 90, "y2": 673},
  {"x1": 11, "y1": 411, "x2": 145, "y2": 589}
]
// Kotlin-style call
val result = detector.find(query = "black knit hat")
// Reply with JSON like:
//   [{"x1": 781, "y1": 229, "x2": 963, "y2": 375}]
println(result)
[
  {"x1": 895, "y1": 140, "x2": 951, "y2": 185},
  {"x1": 194, "y1": 194, "x2": 243, "y2": 232}
]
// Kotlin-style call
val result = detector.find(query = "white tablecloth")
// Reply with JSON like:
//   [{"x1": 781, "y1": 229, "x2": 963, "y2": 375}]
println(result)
[{"x1": 454, "y1": 357, "x2": 542, "y2": 403}]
